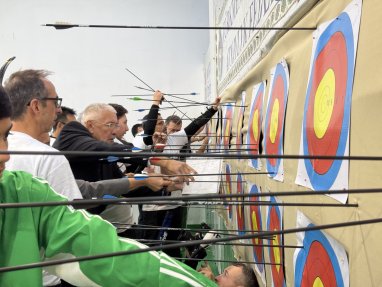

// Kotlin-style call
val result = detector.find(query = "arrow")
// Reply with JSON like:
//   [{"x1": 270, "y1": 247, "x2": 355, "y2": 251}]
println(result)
[
  {"x1": 2, "y1": 215, "x2": 382, "y2": 273},
  {"x1": 126, "y1": 96, "x2": 246, "y2": 107},
  {"x1": 99, "y1": 156, "x2": 131, "y2": 163},
  {"x1": 125, "y1": 68, "x2": 193, "y2": 121},
  {"x1": 112, "y1": 93, "x2": 199, "y2": 97},
  {"x1": 42, "y1": 23, "x2": 316, "y2": 31},
  {"x1": 135, "y1": 85, "x2": 222, "y2": 107}
]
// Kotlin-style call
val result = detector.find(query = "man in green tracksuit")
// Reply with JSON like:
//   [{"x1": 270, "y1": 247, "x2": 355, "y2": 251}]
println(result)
[{"x1": 0, "y1": 86, "x2": 217, "y2": 286}]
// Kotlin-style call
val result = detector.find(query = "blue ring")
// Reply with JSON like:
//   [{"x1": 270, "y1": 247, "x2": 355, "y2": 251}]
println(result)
[
  {"x1": 237, "y1": 173, "x2": 245, "y2": 235},
  {"x1": 249, "y1": 184, "x2": 264, "y2": 273},
  {"x1": 266, "y1": 196, "x2": 286, "y2": 287},
  {"x1": 302, "y1": 12, "x2": 354, "y2": 189},
  {"x1": 223, "y1": 104, "x2": 233, "y2": 153},
  {"x1": 225, "y1": 164, "x2": 233, "y2": 219},
  {"x1": 264, "y1": 63, "x2": 288, "y2": 177},
  {"x1": 294, "y1": 225, "x2": 344, "y2": 287},
  {"x1": 248, "y1": 82, "x2": 265, "y2": 169}
]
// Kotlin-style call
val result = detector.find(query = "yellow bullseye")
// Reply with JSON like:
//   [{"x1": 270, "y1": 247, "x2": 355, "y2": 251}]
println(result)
[
  {"x1": 273, "y1": 233, "x2": 281, "y2": 272},
  {"x1": 313, "y1": 277, "x2": 324, "y2": 287},
  {"x1": 252, "y1": 110, "x2": 259, "y2": 141},
  {"x1": 225, "y1": 122, "x2": 230, "y2": 138},
  {"x1": 251, "y1": 211, "x2": 259, "y2": 244},
  {"x1": 269, "y1": 99, "x2": 280, "y2": 143},
  {"x1": 314, "y1": 69, "x2": 335, "y2": 139},
  {"x1": 226, "y1": 179, "x2": 231, "y2": 196}
]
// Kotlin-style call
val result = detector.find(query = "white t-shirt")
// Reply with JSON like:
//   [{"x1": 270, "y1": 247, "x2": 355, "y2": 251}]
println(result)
[
  {"x1": 132, "y1": 131, "x2": 151, "y2": 150},
  {"x1": 7, "y1": 131, "x2": 83, "y2": 200},
  {"x1": 164, "y1": 130, "x2": 189, "y2": 152},
  {"x1": 49, "y1": 136, "x2": 56, "y2": 146},
  {"x1": 7, "y1": 131, "x2": 83, "y2": 287},
  {"x1": 143, "y1": 130, "x2": 188, "y2": 212}
]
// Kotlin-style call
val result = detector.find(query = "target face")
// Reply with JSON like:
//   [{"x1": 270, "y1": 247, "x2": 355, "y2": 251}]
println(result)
[
  {"x1": 235, "y1": 92, "x2": 246, "y2": 156},
  {"x1": 236, "y1": 173, "x2": 245, "y2": 235},
  {"x1": 206, "y1": 120, "x2": 212, "y2": 151},
  {"x1": 216, "y1": 109, "x2": 222, "y2": 150},
  {"x1": 267, "y1": 196, "x2": 286, "y2": 287},
  {"x1": 294, "y1": 212, "x2": 349, "y2": 287},
  {"x1": 222, "y1": 104, "x2": 233, "y2": 150},
  {"x1": 263, "y1": 61, "x2": 289, "y2": 180},
  {"x1": 224, "y1": 164, "x2": 233, "y2": 219},
  {"x1": 247, "y1": 82, "x2": 266, "y2": 169},
  {"x1": 249, "y1": 184, "x2": 265, "y2": 274},
  {"x1": 299, "y1": 9, "x2": 359, "y2": 191}
]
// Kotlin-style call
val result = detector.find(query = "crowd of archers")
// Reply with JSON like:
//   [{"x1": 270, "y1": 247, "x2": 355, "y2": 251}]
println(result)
[{"x1": 0, "y1": 69, "x2": 259, "y2": 287}]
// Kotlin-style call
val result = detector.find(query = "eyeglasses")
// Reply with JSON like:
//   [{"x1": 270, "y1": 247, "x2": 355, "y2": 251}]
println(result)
[
  {"x1": 27, "y1": 97, "x2": 63, "y2": 108},
  {"x1": 101, "y1": 122, "x2": 120, "y2": 129},
  {"x1": 41, "y1": 97, "x2": 63, "y2": 108}
]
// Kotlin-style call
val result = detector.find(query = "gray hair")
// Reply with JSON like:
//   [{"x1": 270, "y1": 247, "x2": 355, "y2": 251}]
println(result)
[
  {"x1": 4, "y1": 69, "x2": 52, "y2": 120},
  {"x1": 81, "y1": 103, "x2": 116, "y2": 124}
]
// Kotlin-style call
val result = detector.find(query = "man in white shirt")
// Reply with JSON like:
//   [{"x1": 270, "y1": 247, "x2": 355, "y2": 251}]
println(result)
[
  {"x1": 4, "y1": 69, "x2": 81, "y2": 287},
  {"x1": 138, "y1": 97, "x2": 221, "y2": 256},
  {"x1": 132, "y1": 91, "x2": 165, "y2": 150},
  {"x1": 4, "y1": 70, "x2": 174, "y2": 286},
  {"x1": 5, "y1": 70, "x2": 82, "y2": 201}
]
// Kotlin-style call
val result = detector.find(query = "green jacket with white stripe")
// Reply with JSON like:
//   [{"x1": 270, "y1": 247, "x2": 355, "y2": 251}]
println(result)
[{"x1": 0, "y1": 170, "x2": 217, "y2": 287}]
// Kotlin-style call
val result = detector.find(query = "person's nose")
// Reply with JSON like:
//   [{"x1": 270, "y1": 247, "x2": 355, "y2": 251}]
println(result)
[
  {"x1": 0, "y1": 153, "x2": 10, "y2": 164},
  {"x1": 215, "y1": 274, "x2": 222, "y2": 282}
]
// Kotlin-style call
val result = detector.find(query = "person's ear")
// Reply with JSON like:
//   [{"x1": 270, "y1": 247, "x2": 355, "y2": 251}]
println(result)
[
  {"x1": 85, "y1": 120, "x2": 94, "y2": 134},
  {"x1": 28, "y1": 98, "x2": 41, "y2": 113},
  {"x1": 57, "y1": 121, "x2": 65, "y2": 129}
]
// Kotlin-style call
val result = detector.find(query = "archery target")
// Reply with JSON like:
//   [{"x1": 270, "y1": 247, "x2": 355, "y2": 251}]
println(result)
[
  {"x1": 266, "y1": 196, "x2": 286, "y2": 287},
  {"x1": 235, "y1": 91, "x2": 246, "y2": 156},
  {"x1": 294, "y1": 211, "x2": 349, "y2": 287},
  {"x1": 224, "y1": 163, "x2": 233, "y2": 219},
  {"x1": 215, "y1": 109, "x2": 222, "y2": 150},
  {"x1": 236, "y1": 173, "x2": 245, "y2": 235},
  {"x1": 248, "y1": 184, "x2": 266, "y2": 283},
  {"x1": 263, "y1": 60, "x2": 289, "y2": 181},
  {"x1": 247, "y1": 81, "x2": 266, "y2": 170},
  {"x1": 222, "y1": 104, "x2": 233, "y2": 151},
  {"x1": 206, "y1": 120, "x2": 212, "y2": 152},
  {"x1": 296, "y1": 0, "x2": 362, "y2": 198}
]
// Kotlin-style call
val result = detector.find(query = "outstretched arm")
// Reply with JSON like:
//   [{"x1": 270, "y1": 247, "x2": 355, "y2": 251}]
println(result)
[
  {"x1": 149, "y1": 157, "x2": 197, "y2": 183},
  {"x1": 143, "y1": 90, "x2": 164, "y2": 145},
  {"x1": 76, "y1": 174, "x2": 174, "y2": 199},
  {"x1": 184, "y1": 97, "x2": 221, "y2": 139}
]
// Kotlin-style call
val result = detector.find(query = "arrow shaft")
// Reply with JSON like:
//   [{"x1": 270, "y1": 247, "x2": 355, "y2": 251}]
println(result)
[
  {"x1": 1, "y1": 216, "x2": 381, "y2": 273},
  {"x1": 44, "y1": 23, "x2": 316, "y2": 31}
]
